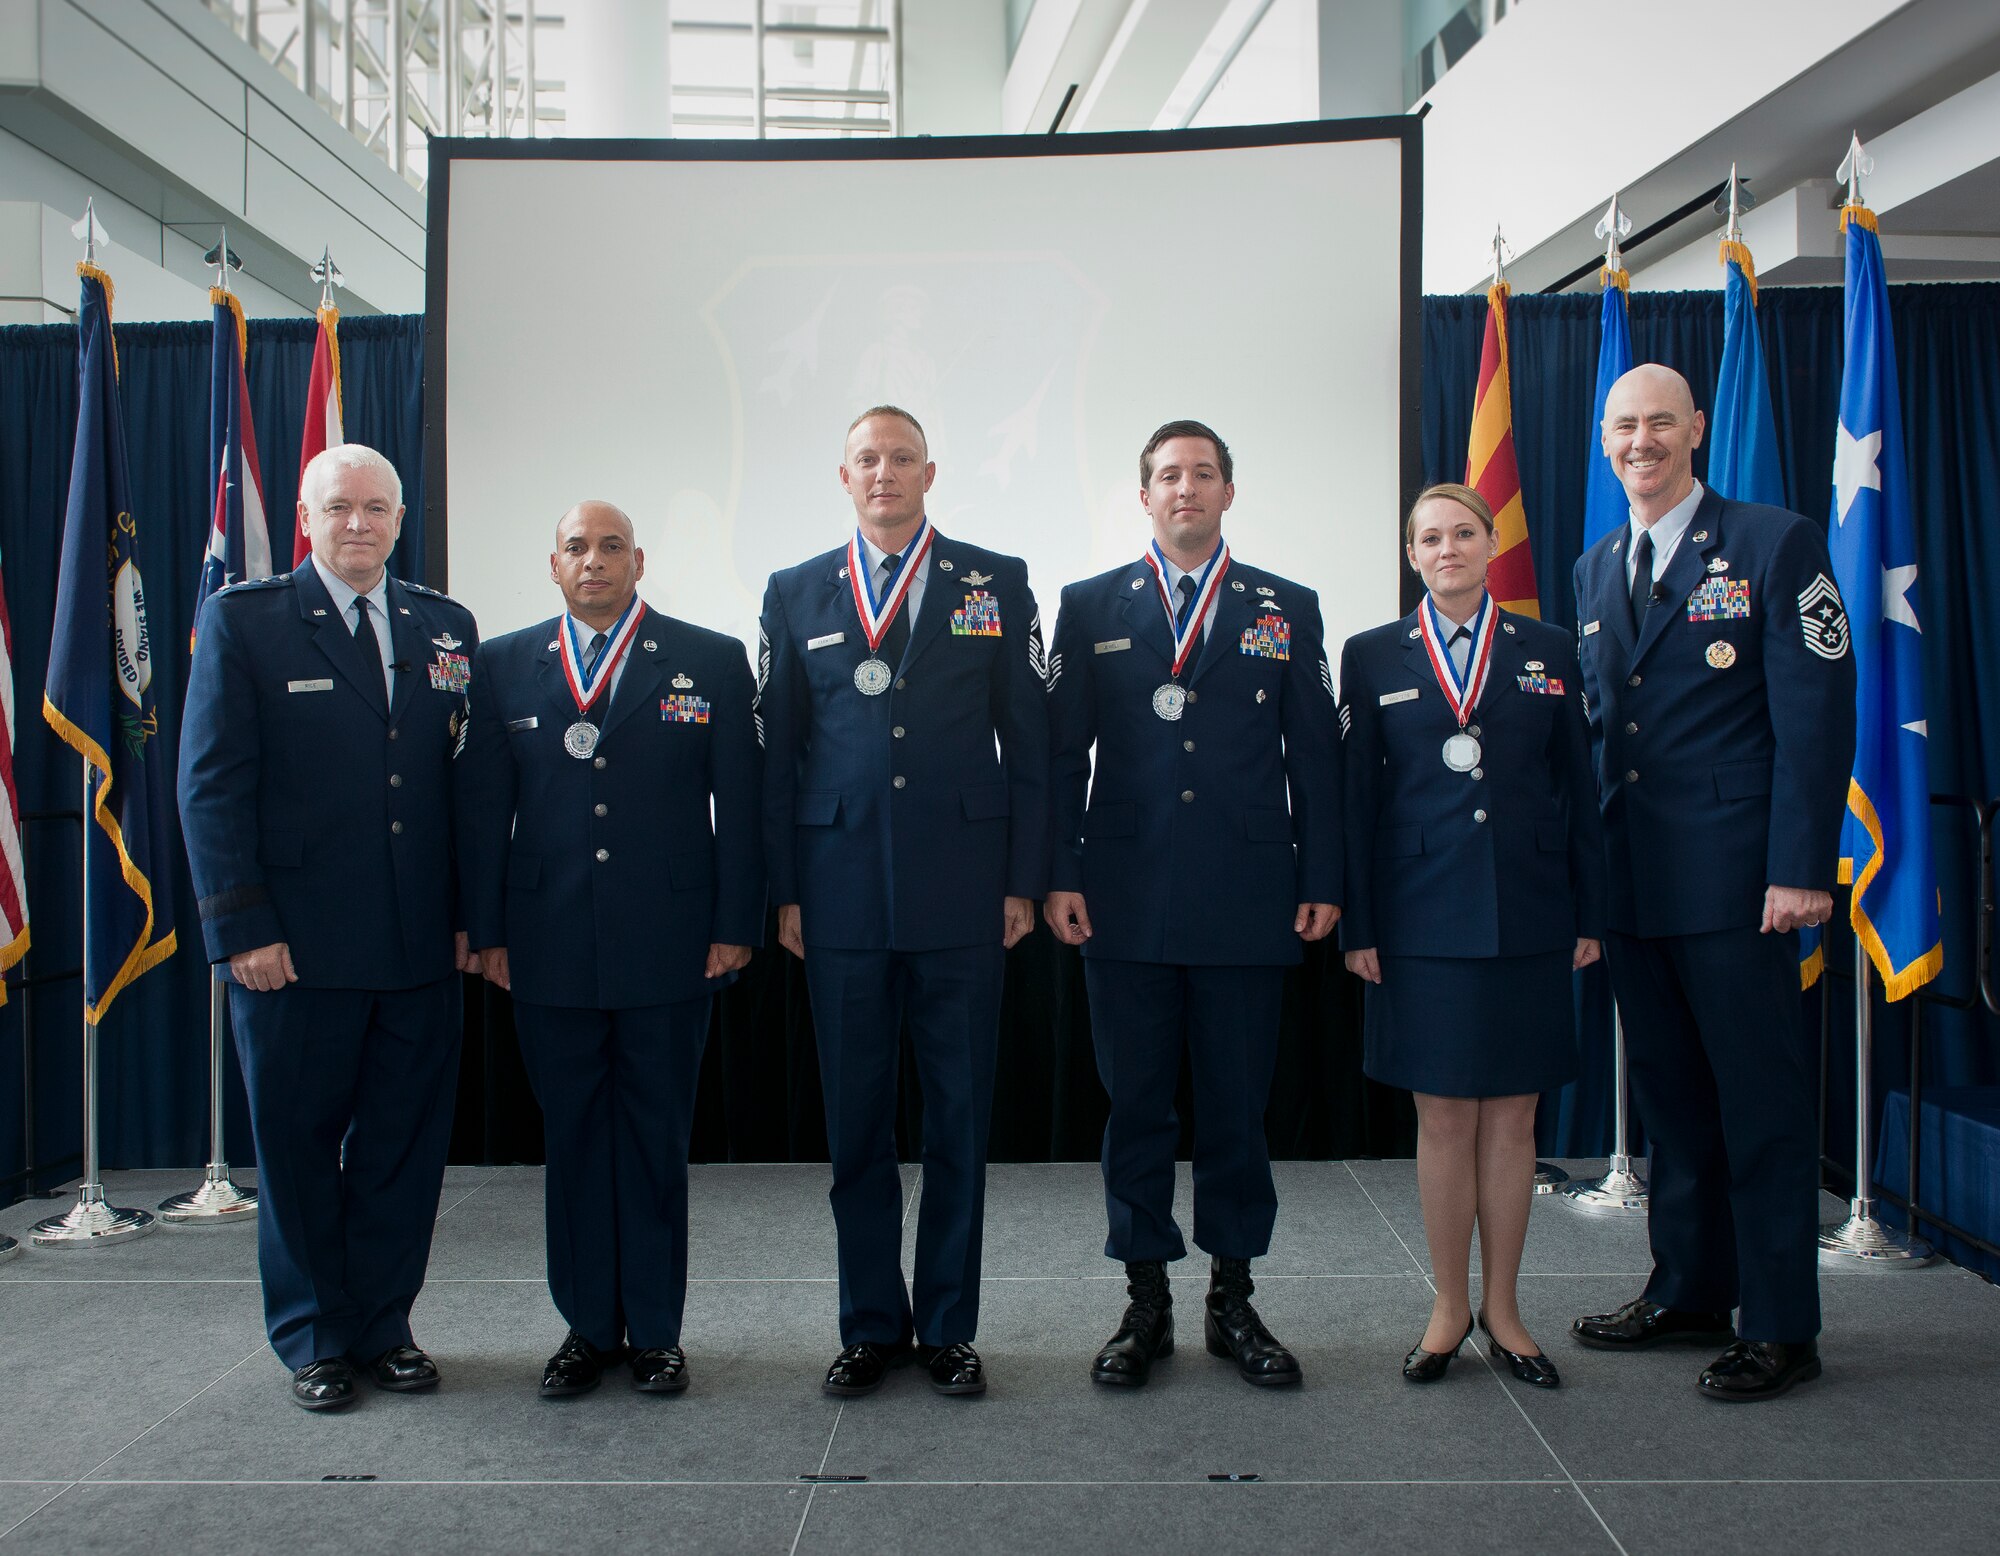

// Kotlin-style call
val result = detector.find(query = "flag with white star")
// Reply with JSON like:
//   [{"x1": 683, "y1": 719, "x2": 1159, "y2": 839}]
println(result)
[
  {"x1": 1828, "y1": 203, "x2": 1941, "y2": 999},
  {"x1": 192, "y1": 287, "x2": 273, "y2": 650}
]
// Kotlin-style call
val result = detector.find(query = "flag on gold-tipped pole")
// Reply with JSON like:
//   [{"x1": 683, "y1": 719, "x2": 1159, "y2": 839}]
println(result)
[
  {"x1": 295, "y1": 248, "x2": 345, "y2": 564},
  {"x1": 1466, "y1": 239, "x2": 1539, "y2": 617}
]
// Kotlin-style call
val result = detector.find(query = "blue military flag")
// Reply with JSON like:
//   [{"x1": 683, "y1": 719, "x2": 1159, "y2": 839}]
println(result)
[
  {"x1": 43, "y1": 263, "x2": 177, "y2": 1019},
  {"x1": 193, "y1": 287, "x2": 272, "y2": 647},
  {"x1": 1580, "y1": 261, "x2": 1634, "y2": 551},
  {"x1": 1829, "y1": 202, "x2": 1941, "y2": 999},
  {"x1": 1706, "y1": 236, "x2": 1822, "y2": 987}
]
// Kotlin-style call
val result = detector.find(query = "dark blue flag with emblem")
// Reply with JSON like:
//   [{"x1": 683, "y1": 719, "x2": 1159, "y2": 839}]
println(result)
[
  {"x1": 1828, "y1": 192, "x2": 1941, "y2": 1000},
  {"x1": 43, "y1": 263, "x2": 178, "y2": 1019},
  {"x1": 1580, "y1": 258, "x2": 1633, "y2": 551},
  {"x1": 192, "y1": 286, "x2": 273, "y2": 649}
]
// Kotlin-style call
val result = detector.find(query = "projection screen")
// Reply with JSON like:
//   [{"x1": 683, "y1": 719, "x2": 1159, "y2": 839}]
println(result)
[{"x1": 425, "y1": 120, "x2": 1420, "y2": 660}]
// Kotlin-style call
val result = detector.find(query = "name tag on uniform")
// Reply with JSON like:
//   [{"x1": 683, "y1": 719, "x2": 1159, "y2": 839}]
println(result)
[
  {"x1": 1094, "y1": 638, "x2": 1131, "y2": 654},
  {"x1": 1379, "y1": 688, "x2": 1419, "y2": 706},
  {"x1": 505, "y1": 716, "x2": 539, "y2": 732},
  {"x1": 1582, "y1": 620, "x2": 1601, "y2": 636},
  {"x1": 807, "y1": 632, "x2": 845, "y2": 651},
  {"x1": 286, "y1": 679, "x2": 333, "y2": 693}
]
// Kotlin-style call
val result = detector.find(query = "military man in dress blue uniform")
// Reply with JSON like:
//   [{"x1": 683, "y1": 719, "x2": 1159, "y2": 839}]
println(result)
[
  {"x1": 1569, "y1": 366, "x2": 1856, "y2": 1402},
  {"x1": 760, "y1": 405, "x2": 1049, "y2": 1399},
  {"x1": 1045, "y1": 420, "x2": 1341, "y2": 1389},
  {"x1": 461, "y1": 501, "x2": 763, "y2": 1399},
  {"x1": 179, "y1": 444, "x2": 480, "y2": 1411}
]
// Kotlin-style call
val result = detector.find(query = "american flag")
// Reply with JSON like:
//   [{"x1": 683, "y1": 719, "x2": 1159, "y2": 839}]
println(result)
[
  {"x1": 0, "y1": 539, "x2": 27, "y2": 1003},
  {"x1": 294, "y1": 302, "x2": 343, "y2": 563},
  {"x1": 193, "y1": 287, "x2": 272, "y2": 647}
]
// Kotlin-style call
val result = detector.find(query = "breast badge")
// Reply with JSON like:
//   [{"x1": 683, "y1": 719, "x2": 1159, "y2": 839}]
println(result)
[{"x1": 1706, "y1": 641, "x2": 1737, "y2": 669}]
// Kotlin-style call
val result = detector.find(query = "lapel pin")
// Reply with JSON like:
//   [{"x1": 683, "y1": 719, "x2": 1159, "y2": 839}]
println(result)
[
  {"x1": 838, "y1": 566, "x2": 851, "y2": 580},
  {"x1": 1502, "y1": 621, "x2": 1516, "y2": 634},
  {"x1": 1230, "y1": 579, "x2": 1245, "y2": 591},
  {"x1": 547, "y1": 639, "x2": 559, "y2": 651},
  {"x1": 397, "y1": 607, "x2": 412, "y2": 616},
  {"x1": 312, "y1": 608, "x2": 328, "y2": 617},
  {"x1": 1256, "y1": 586, "x2": 1274, "y2": 597},
  {"x1": 1408, "y1": 627, "x2": 1420, "y2": 639},
  {"x1": 643, "y1": 639, "x2": 658, "y2": 651},
  {"x1": 938, "y1": 558, "x2": 954, "y2": 572},
  {"x1": 1692, "y1": 530, "x2": 1709, "y2": 542},
  {"x1": 1613, "y1": 539, "x2": 1622, "y2": 554},
  {"x1": 1132, "y1": 579, "x2": 1145, "y2": 590}
]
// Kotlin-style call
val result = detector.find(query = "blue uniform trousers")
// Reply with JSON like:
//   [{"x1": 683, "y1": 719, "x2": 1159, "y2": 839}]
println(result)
[
  {"x1": 513, "y1": 997, "x2": 711, "y2": 1353},
  {"x1": 1608, "y1": 927, "x2": 1822, "y2": 1342},
  {"x1": 805, "y1": 943, "x2": 1003, "y2": 1348},
  {"x1": 1085, "y1": 960, "x2": 1284, "y2": 1264},
  {"x1": 230, "y1": 977, "x2": 461, "y2": 1369}
]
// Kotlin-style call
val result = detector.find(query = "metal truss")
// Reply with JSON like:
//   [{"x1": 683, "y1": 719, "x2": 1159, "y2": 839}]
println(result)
[{"x1": 671, "y1": 2, "x2": 899, "y2": 138}]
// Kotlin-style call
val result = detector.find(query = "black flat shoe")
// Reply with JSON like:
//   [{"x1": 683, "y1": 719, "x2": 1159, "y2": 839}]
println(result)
[
  {"x1": 1402, "y1": 1315, "x2": 1474, "y2": 1383},
  {"x1": 1479, "y1": 1312, "x2": 1560, "y2": 1389},
  {"x1": 919, "y1": 1342, "x2": 987, "y2": 1396},
  {"x1": 822, "y1": 1340, "x2": 910, "y2": 1398},
  {"x1": 540, "y1": 1330, "x2": 619, "y2": 1398},
  {"x1": 1571, "y1": 1296, "x2": 1734, "y2": 1351},
  {"x1": 630, "y1": 1347, "x2": 689, "y2": 1394},
  {"x1": 1091, "y1": 1261, "x2": 1174, "y2": 1388},
  {"x1": 366, "y1": 1344, "x2": 439, "y2": 1392},
  {"x1": 292, "y1": 1358, "x2": 357, "y2": 1411},
  {"x1": 1205, "y1": 1257, "x2": 1302, "y2": 1387},
  {"x1": 1696, "y1": 1339, "x2": 1821, "y2": 1403}
]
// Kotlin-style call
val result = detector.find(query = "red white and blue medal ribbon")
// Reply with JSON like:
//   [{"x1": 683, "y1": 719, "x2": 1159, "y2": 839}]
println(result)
[
  {"x1": 848, "y1": 518, "x2": 934, "y2": 653},
  {"x1": 1143, "y1": 538, "x2": 1229, "y2": 678},
  {"x1": 1418, "y1": 592, "x2": 1495, "y2": 772},
  {"x1": 559, "y1": 598, "x2": 646, "y2": 757}
]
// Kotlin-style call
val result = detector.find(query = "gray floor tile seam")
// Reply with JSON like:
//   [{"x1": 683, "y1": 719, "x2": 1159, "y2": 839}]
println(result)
[
  {"x1": 41, "y1": 1476, "x2": 1626, "y2": 1490},
  {"x1": 1341, "y1": 1161, "x2": 1631, "y2": 1556},
  {"x1": 0, "y1": 1277, "x2": 261, "y2": 1284},
  {"x1": 72, "y1": 1337, "x2": 274, "y2": 1487},
  {"x1": 0, "y1": 1485, "x2": 69, "y2": 1545},
  {"x1": 789, "y1": 1400, "x2": 847, "y2": 1556},
  {"x1": 431, "y1": 1167, "x2": 505, "y2": 1222}
]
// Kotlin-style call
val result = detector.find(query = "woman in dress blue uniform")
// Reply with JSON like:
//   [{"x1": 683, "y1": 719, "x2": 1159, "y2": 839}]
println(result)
[{"x1": 1338, "y1": 483, "x2": 1605, "y2": 1389}]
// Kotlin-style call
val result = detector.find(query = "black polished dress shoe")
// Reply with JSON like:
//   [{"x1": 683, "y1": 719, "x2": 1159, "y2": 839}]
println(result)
[
  {"x1": 540, "y1": 1330, "x2": 620, "y2": 1398},
  {"x1": 919, "y1": 1342, "x2": 987, "y2": 1396},
  {"x1": 1571, "y1": 1297, "x2": 1735, "y2": 1351},
  {"x1": 1479, "y1": 1312, "x2": 1560, "y2": 1389},
  {"x1": 1091, "y1": 1260, "x2": 1174, "y2": 1388},
  {"x1": 630, "y1": 1346, "x2": 689, "y2": 1394},
  {"x1": 292, "y1": 1358, "x2": 357, "y2": 1411},
  {"x1": 366, "y1": 1344, "x2": 439, "y2": 1392},
  {"x1": 1696, "y1": 1339, "x2": 1821, "y2": 1402},
  {"x1": 1204, "y1": 1257, "x2": 1302, "y2": 1387},
  {"x1": 1402, "y1": 1314, "x2": 1474, "y2": 1383},
  {"x1": 822, "y1": 1340, "x2": 910, "y2": 1398}
]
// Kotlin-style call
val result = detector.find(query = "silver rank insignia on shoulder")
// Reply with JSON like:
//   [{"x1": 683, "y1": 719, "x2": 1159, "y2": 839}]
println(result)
[
  {"x1": 1525, "y1": 660, "x2": 1545, "y2": 672},
  {"x1": 672, "y1": 672, "x2": 693, "y2": 689},
  {"x1": 1230, "y1": 579, "x2": 1245, "y2": 591},
  {"x1": 1708, "y1": 558, "x2": 1728, "y2": 573},
  {"x1": 938, "y1": 559, "x2": 953, "y2": 572},
  {"x1": 1692, "y1": 530, "x2": 1710, "y2": 542},
  {"x1": 964, "y1": 570, "x2": 992, "y2": 586},
  {"x1": 643, "y1": 639, "x2": 658, "y2": 652},
  {"x1": 1256, "y1": 586, "x2": 1274, "y2": 597},
  {"x1": 433, "y1": 632, "x2": 462, "y2": 651},
  {"x1": 1131, "y1": 578, "x2": 1145, "y2": 590}
]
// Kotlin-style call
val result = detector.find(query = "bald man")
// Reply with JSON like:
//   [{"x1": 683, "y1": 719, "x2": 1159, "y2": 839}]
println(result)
[
  {"x1": 460, "y1": 501, "x2": 763, "y2": 1398},
  {"x1": 1569, "y1": 365, "x2": 1854, "y2": 1402}
]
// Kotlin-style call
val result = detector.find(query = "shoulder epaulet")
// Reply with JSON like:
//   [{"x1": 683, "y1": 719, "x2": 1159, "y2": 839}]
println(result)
[
  {"x1": 400, "y1": 580, "x2": 462, "y2": 605},
  {"x1": 217, "y1": 573, "x2": 293, "y2": 595}
]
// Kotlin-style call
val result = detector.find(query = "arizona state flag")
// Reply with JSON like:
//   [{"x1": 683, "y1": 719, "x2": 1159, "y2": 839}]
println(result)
[
  {"x1": 193, "y1": 287, "x2": 273, "y2": 648},
  {"x1": 1466, "y1": 282, "x2": 1539, "y2": 616},
  {"x1": 294, "y1": 302, "x2": 343, "y2": 564},
  {"x1": 43, "y1": 263, "x2": 177, "y2": 1019}
]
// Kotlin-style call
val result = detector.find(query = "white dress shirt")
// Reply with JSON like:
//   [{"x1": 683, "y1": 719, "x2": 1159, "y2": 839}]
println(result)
[
  {"x1": 858, "y1": 526, "x2": 930, "y2": 630},
  {"x1": 1627, "y1": 480, "x2": 1705, "y2": 590},
  {"x1": 565, "y1": 606, "x2": 637, "y2": 702},
  {"x1": 310, "y1": 554, "x2": 394, "y2": 701},
  {"x1": 1159, "y1": 545, "x2": 1224, "y2": 641}
]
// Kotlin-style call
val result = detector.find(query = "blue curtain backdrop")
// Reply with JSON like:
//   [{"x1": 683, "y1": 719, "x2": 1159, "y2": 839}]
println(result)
[{"x1": 3, "y1": 287, "x2": 1997, "y2": 1193}]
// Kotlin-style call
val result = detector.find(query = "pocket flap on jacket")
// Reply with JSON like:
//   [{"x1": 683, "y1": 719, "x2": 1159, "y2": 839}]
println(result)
[
  {"x1": 796, "y1": 790, "x2": 841, "y2": 826},
  {"x1": 258, "y1": 830, "x2": 303, "y2": 867},
  {"x1": 1084, "y1": 801, "x2": 1135, "y2": 839},
  {"x1": 961, "y1": 782, "x2": 1011, "y2": 821},
  {"x1": 1243, "y1": 807, "x2": 1295, "y2": 844},
  {"x1": 1713, "y1": 760, "x2": 1773, "y2": 802},
  {"x1": 1373, "y1": 825, "x2": 1422, "y2": 858}
]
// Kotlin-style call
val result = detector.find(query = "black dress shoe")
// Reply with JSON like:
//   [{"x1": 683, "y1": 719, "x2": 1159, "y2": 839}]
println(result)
[
  {"x1": 1696, "y1": 1339, "x2": 1821, "y2": 1403},
  {"x1": 292, "y1": 1358, "x2": 357, "y2": 1411},
  {"x1": 919, "y1": 1342, "x2": 987, "y2": 1396},
  {"x1": 822, "y1": 1340, "x2": 910, "y2": 1398},
  {"x1": 1402, "y1": 1315, "x2": 1474, "y2": 1383},
  {"x1": 540, "y1": 1330, "x2": 620, "y2": 1398},
  {"x1": 630, "y1": 1347, "x2": 689, "y2": 1394},
  {"x1": 1204, "y1": 1257, "x2": 1302, "y2": 1387},
  {"x1": 1091, "y1": 1260, "x2": 1174, "y2": 1388},
  {"x1": 1571, "y1": 1297, "x2": 1735, "y2": 1351},
  {"x1": 1479, "y1": 1312, "x2": 1560, "y2": 1389},
  {"x1": 366, "y1": 1344, "x2": 439, "y2": 1392}
]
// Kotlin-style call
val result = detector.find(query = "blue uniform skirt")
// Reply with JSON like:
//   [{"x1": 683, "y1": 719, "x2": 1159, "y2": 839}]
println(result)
[{"x1": 1364, "y1": 951, "x2": 1579, "y2": 1099}]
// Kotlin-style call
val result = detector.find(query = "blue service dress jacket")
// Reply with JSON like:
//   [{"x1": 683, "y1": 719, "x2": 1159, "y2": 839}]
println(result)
[
  {"x1": 457, "y1": 606, "x2": 764, "y2": 1008},
  {"x1": 759, "y1": 533, "x2": 1050, "y2": 952},
  {"x1": 1571, "y1": 490, "x2": 1857, "y2": 938},
  {"x1": 1336, "y1": 603, "x2": 1605, "y2": 957},
  {"x1": 1046, "y1": 557, "x2": 1341, "y2": 966},
  {"x1": 178, "y1": 562, "x2": 479, "y2": 988}
]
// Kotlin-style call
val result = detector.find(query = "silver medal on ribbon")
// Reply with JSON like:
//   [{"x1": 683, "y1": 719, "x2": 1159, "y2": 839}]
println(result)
[
  {"x1": 1152, "y1": 683, "x2": 1187, "y2": 721},
  {"x1": 853, "y1": 657, "x2": 893, "y2": 696},
  {"x1": 564, "y1": 720, "x2": 601, "y2": 759},
  {"x1": 1441, "y1": 732, "x2": 1481, "y2": 772}
]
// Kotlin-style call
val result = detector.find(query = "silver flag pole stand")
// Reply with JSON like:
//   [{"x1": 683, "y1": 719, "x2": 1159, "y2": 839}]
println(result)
[
  {"x1": 158, "y1": 975, "x2": 257, "y2": 1223},
  {"x1": 1564, "y1": 1008, "x2": 1650, "y2": 1214},
  {"x1": 1819, "y1": 939, "x2": 1933, "y2": 1267},
  {"x1": 0, "y1": 1234, "x2": 18, "y2": 1261},
  {"x1": 31, "y1": 771, "x2": 155, "y2": 1247},
  {"x1": 1532, "y1": 1160, "x2": 1569, "y2": 1194}
]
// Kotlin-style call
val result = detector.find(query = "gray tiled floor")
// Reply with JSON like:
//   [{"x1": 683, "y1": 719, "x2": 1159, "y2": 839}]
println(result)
[{"x1": 2, "y1": 1160, "x2": 1996, "y2": 1555}]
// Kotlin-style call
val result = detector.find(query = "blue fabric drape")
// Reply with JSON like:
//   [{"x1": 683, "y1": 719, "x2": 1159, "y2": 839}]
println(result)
[{"x1": 0, "y1": 314, "x2": 423, "y2": 1187}]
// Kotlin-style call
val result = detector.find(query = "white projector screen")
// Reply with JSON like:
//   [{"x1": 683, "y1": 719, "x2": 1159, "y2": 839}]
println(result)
[{"x1": 425, "y1": 121, "x2": 1420, "y2": 659}]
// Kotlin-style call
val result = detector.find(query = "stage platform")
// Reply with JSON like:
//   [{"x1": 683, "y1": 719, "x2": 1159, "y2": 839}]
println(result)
[{"x1": 3, "y1": 1160, "x2": 1997, "y2": 1555}]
